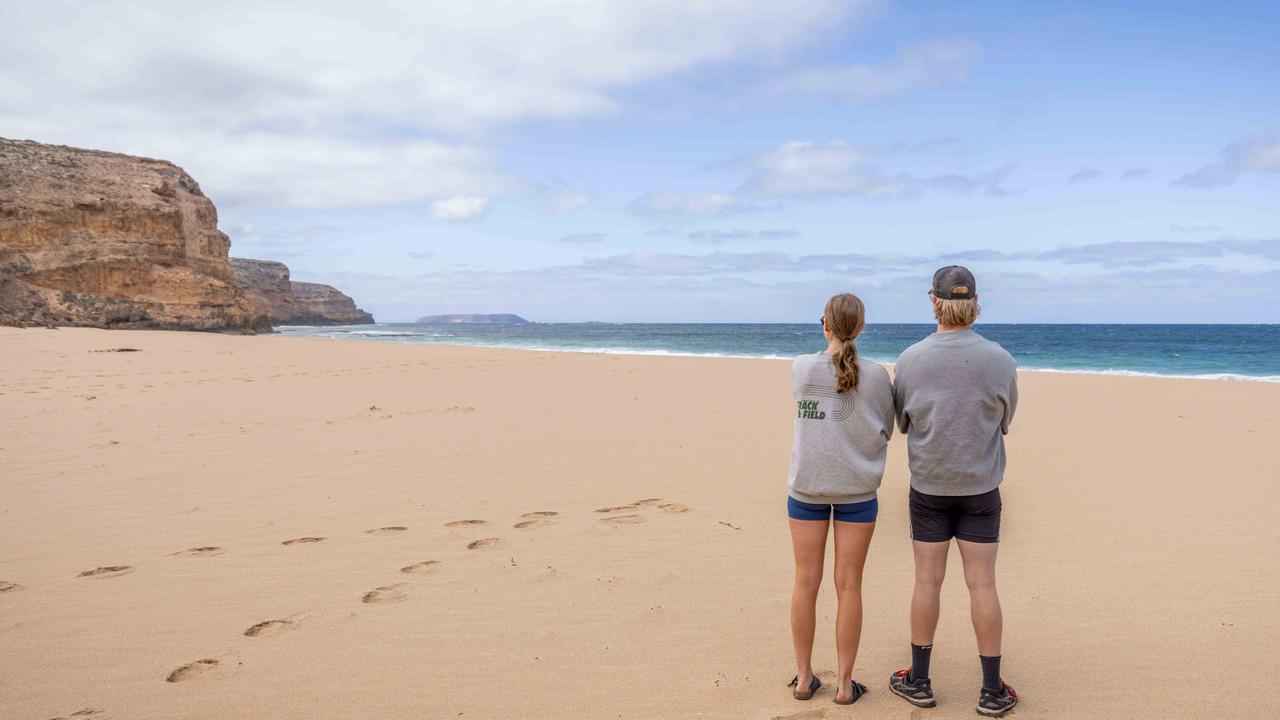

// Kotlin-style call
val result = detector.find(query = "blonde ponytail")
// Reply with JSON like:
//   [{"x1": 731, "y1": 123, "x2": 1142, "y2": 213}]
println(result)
[
  {"x1": 824, "y1": 293, "x2": 866, "y2": 393},
  {"x1": 834, "y1": 335, "x2": 860, "y2": 393}
]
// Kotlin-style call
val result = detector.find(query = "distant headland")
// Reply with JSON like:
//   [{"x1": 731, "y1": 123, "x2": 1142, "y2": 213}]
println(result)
[{"x1": 416, "y1": 313, "x2": 529, "y2": 325}]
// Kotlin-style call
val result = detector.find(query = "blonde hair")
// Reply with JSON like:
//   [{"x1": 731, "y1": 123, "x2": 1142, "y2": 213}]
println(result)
[
  {"x1": 933, "y1": 297, "x2": 981, "y2": 327},
  {"x1": 824, "y1": 293, "x2": 866, "y2": 393}
]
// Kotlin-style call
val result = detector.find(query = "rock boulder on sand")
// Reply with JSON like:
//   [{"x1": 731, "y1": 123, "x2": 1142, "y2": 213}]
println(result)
[{"x1": 0, "y1": 138, "x2": 269, "y2": 331}]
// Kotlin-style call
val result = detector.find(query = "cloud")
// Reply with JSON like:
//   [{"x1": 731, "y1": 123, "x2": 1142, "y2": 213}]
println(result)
[
  {"x1": 769, "y1": 38, "x2": 980, "y2": 98},
  {"x1": 1067, "y1": 167, "x2": 1103, "y2": 183},
  {"x1": 1037, "y1": 240, "x2": 1226, "y2": 266},
  {"x1": 187, "y1": 134, "x2": 505, "y2": 209},
  {"x1": 550, "y1": 191, "x2": 589, "y2": 215},
  {"x1": 1121, "y1": 167, "x2": 1150, "y2": 180},
  {"x1": 26, "y1": 129, "x2": 508, "y2": 210},
  {"x1": 943, "y1": 237, "x2": 1280, "y2": 268},
  {"x1": 921, "y1": 165, "x2": 1022, "y2": 196},
  {"x1": 429, "y1": 196, "x2": 489, "y2": 221},
  {"x1": 227, "y1": 224, "x2": 338, "y2": 247},
  {"x1": 576, "y1": 250, "x2": 921, "y2": 276},
  {"x1": 557, "y1": 232, "x2": 606, "y2": 244},
  {"x1": 1214, "y1": 238, "x2": 1280, "y2": 260},
  {"x1": 0, "y1": 1, "x2": 869, "y2": 209},
  {"x1": 737, "y1": 142, "x2": 907, "y2": 198},
  {"x1": 308, "y1": 249, "x2": 1280, "y2": 323},
  {"x1": 937, "y1": 248, "x2": 1019, "y2": 262},
  {"x1": 1170, "y1": 224, "x2": 1224, "y2": 234},
  {"x1": 631, "y1": 192, "x2": 765, "y2": 218},
  {"x1": 407, "y1": 251, "x2": 436, "y2": 259},
  {"x1": 687, "y1": 229, "x2": 800, "y2": 245},
  {"x1": 642, "y1": 227, "x2": 681, "y2": 237},
  {"x1": 1176, "y1": 132, "x2": 1280, "y2": 188},
  {"x1": 3, "y1": 1, "x2": 867, "y2": 130},
  {"x1": 971, "y1": 267, "x2": 1280, "y2": 322},
  {"x1": 735, "y1": 141, "x2": 1017, "y2": 199}
]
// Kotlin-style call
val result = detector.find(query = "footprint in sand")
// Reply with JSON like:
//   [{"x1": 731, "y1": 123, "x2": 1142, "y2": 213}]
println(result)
[
  {"x1": 466, "y1": 537, "x2": 503, "y2": 550},
  {"x1": 78, "y1": 566, "x2": 134, "y2": 578},
  {"x1": 594, "y1": 505, "x2": 637, "y2": 513},
  {"x1": 400, "y1": 560, "x2": 442, "y2": 574},
  {"x1": 166, "y1": 658, "x2": 219, "y2": 683},
  {"x1": 602, "y1": 514, "x2": 646, "y2": 525},
  {"x1": 361, "y1": 584, "x2": 408, "y2": 604},
  {"x1": 281, "y1": 537, "x2": 326, "y2": 546},
  {"x1": 244, "y1": 618, "x2": 298, "y2": 637},
  {"x1": 514, "y1": 511, "x2": 559, "y2": 529},
  {"x1": 0, "y1": 581, "x2": 19, "y2": 592},
  {"x1": 632, "y1": 498, "x2": 689, "y2": 512},
  {"x1": 48, "y1": 709, "x2": 103, "y2": 719},
  {"x1": 445, "y1": 519, "x2": 487, "y2": 527},
  {"x1": 170, "y1": 546, "x2": 225, "y2": 557},
  {"x1": 364, "y1": 526, "x2": 408, "y2": 535}
]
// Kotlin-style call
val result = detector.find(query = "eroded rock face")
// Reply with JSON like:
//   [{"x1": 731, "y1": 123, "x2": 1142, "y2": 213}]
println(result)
[
  {"x1": 0, "y1": 138, "x2": 269, "y2": 331},
  {"x1": 287, "y1": 281, "x2": 374, "y2": 325},
  {"x1": 230, "y1": 258, "x2": 296, "y2": 323},
  {"x1": 230, "y1": 257, "x2": 373, "y2": 326}
]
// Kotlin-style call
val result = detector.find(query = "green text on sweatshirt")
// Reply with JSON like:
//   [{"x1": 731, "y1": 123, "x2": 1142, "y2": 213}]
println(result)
[{"x1": 787, "y1": 353, "x2": 895, "y2": 505}]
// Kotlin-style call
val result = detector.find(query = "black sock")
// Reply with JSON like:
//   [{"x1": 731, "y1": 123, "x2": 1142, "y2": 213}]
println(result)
[
  {"x1": 980, "y1": 655, "x2": 1002, "y2": 692},
  {"x1": 908, "y1": 644, "x2": 932, "y2": 682}
]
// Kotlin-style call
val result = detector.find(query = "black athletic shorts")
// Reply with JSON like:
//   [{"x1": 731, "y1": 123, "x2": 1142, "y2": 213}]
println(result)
[{"x1": 908, "y1": 487, "x2": 1002, "y2": 543}]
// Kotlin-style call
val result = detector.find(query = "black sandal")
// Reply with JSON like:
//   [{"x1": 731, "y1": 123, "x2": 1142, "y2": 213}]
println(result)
[
  {"x1": 787, "y1": 675, "x2": 822, "y2": 700},
  {"x1": 834, "y1": 679, "x2": 867, "y2": 705}
]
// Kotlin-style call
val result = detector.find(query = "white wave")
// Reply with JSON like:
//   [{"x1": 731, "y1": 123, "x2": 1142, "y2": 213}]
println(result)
[
  {"x1": 1018, "y1": 367, "x2": 1280, "y2": 383},
  {"x1": 273, "y1": 330, "x2": 1280, "y2": 382},
  {"x1": 555, "y1": 346, "x2": 794, "y2": 360}
]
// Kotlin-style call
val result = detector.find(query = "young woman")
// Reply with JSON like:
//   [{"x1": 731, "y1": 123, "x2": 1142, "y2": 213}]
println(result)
[{"x1": 786, "y1": 293, "x2": 895, "y2": 705}]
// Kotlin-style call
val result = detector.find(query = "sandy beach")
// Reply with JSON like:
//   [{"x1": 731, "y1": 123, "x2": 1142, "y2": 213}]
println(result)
[{"x1": 1, "y1": 326, "x2": 1277, "y2": 720}]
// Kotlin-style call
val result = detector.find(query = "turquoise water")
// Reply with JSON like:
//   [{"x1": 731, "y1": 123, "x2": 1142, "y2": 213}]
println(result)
[{"x1": 277, "y1": 323, "x2": 1280, "y2": 382}]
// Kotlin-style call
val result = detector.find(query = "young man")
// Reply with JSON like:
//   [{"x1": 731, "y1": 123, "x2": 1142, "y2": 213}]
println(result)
[{"x1": 888, "y1": 266, "x2": 1019, "y2": 717}]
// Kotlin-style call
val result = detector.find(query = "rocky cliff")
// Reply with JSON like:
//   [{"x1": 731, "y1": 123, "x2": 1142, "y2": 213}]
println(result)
[
  {"x1": 0, "y1": 138, "x2": 269, "y2": 331},
  {"x1": 288, "y1": 281, "x2": 374, "y2": 325},
  {"x1": 231, "y1": 258, "x2": 373, "y2": 326},
  {"x1": 229, "y1": 258, "x2": 295, "y2": 323}
]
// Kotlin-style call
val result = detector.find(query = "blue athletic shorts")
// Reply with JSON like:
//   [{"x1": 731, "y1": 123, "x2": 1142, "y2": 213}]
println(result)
[{"x1": 787, "y1": 496, "x2": 878, "y2": 523}]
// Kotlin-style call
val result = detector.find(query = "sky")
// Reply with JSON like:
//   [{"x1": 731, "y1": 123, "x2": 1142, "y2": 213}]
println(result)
[{"x1": 2, "y1": 1, "x2": 1278, "y2": 323}]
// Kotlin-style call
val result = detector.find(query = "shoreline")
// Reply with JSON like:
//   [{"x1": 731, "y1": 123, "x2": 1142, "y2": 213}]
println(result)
[{"x1": 269, "y1": 332, "x2": 1280, "y2": 383}]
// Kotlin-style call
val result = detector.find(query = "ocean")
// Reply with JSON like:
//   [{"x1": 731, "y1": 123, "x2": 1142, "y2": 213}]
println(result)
[{"x1": 276, "y1": 323, "x2": 1280, "y2": 382}]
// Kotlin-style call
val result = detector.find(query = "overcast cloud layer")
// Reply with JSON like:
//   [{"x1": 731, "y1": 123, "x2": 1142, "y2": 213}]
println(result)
[{"x1": 2, "y1": 1, "x2": 1277, "y2": 322}]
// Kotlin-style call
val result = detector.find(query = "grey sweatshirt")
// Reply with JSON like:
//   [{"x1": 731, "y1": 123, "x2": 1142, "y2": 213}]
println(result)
[
  {"x1": 893, "y1": 329, "x2": 1018, "y2": 496},
  {"x1": 787, "y1": 353, "x2": 895, "y2": 505}
]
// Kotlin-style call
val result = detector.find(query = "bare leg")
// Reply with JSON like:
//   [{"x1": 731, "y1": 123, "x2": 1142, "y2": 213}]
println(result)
[
  {"x1": 790, "y1": 518, "x2": 829, "y2": 690},
  {"x1": 832, "y1": 520, "x2": 875, "y2": 701},
  {"x1": 911, "y1": 540, "x2": 951, "y2": 646},
  {"x1": 956, "y1": 539, "x2": 1002, "y2": 656}
]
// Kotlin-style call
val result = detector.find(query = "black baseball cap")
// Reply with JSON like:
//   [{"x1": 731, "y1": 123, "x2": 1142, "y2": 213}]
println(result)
[{"x1": 930, "y1": 265, "x2": 977, "y2": 300}]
